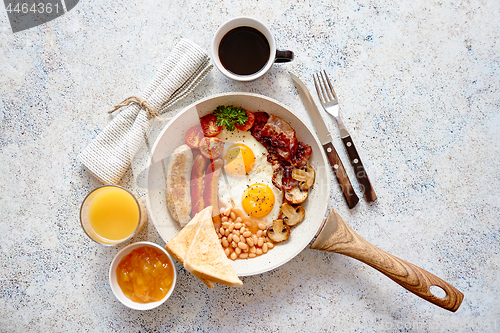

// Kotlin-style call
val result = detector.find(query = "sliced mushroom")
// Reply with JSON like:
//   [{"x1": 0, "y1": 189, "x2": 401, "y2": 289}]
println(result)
[
  {"x1": 284, "y1": 186, "x2": 308, "y2": 204},
  {"x1": 292, "y1": 165, "x2": 315, "y2": 190},
  {"x1": 281, "y1": 203, "x2": 305, "y2": 227},
  {"x1": 272, "y1": 168, "x2": 283, "y2": 190},
  {"x1": 267, "y1": 219, "x2": 290, "y2": 243}
]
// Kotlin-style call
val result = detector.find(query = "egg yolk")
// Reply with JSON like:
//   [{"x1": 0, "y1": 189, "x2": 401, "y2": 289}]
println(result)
[
  {"x1": 241, "y1": 183, "x2": 275, "y2": 218},
  {"x1": 224, "y1": 143, "x2": 255, "y2": 175}
]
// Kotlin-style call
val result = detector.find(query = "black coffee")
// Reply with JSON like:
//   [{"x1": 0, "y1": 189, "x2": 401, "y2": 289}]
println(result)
[{"x1": 219, "y1": 26, "x2": 271, "y2": 75}]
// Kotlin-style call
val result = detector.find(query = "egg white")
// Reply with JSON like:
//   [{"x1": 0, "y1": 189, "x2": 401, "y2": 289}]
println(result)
[{"x1": 217, "y1": 128, "x2": 282, "y2": 226}]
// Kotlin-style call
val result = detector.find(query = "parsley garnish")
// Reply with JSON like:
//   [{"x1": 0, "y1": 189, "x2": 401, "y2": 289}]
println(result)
[{"x1": 213, "y1": 105, "x2": 248, "y2": 131}]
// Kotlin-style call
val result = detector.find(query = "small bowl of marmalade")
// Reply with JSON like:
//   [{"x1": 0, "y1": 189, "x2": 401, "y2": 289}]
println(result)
[{"x1": 109, "y1": 242, "x2": 177, "y2": 310}]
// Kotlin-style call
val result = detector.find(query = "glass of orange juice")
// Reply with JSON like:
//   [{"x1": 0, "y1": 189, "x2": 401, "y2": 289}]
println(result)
[{"x1": 80, "y1": 185, "x2": 148, "y2": 246}]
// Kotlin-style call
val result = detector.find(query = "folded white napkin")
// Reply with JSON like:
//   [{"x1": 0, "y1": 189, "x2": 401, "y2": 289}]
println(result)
[{"x1": 78, "y1": 38, "x2": 212, "y2": 184}]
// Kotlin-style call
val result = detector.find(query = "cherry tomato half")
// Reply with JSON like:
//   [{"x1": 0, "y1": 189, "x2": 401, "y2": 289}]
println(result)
[
  {"x1": 199, "y1": 137, "x2": 224, "y2": 159},
  {"x1": 200, "y1": 114, "x2": 223, "y2": 137},
  {"x1": 235, "y1": 111, "x2": 255, "y2": 131},
  {"x1": 185, "y1": 126, "x2": 205, "y2": 149}
]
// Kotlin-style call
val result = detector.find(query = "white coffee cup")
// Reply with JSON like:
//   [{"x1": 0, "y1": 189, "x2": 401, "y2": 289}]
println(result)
[{"x1": 211, "y1": 17, "x2": 294, "y2": 82}]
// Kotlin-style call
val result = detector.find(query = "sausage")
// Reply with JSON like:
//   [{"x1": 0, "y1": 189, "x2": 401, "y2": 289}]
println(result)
[
  {"x1": 203, "y1": 158, "x2": 223, "y2": 230},
  {"x1": 191, "y1": 154, "x2": 208, "y2": 216},
  {"x1": 166, "y1": 144, "x2": 193, "y2": 227}
]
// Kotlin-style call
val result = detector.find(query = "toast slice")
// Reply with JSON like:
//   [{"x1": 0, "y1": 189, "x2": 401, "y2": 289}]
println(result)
[
  {"x1": 184, "y1": 209, "x2": 243, "y2": 287},
  {"x1": 165, "y1": 207, "x2": 214, "y2": 288}
]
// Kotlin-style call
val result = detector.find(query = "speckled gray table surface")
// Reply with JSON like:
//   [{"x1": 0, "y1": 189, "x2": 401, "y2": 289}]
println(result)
[{"x1": 1, "y1": 0, "x2": 499, "y2": 332}]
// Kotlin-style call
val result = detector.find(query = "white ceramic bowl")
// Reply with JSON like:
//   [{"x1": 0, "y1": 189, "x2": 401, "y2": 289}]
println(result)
[
  {"x1": 146, "y1": 93, "x2": 331, "y2": 277},
  {"x1": 109, "y1": 242, "x2": 177, "y2": 310}
]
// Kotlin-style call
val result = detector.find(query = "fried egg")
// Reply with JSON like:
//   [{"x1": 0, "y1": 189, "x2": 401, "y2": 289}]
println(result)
[{"x1": 217, "y1": 128, "x2": 282, "y2": 226}]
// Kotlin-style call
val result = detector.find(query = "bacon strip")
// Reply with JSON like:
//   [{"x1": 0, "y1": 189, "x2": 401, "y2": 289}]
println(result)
[
  {"x1": 203, "y1": 158, "x2": 223, "y2": 230},
  {"x1": 251, "y1": 114, "x2": 312, "y2": 168}
]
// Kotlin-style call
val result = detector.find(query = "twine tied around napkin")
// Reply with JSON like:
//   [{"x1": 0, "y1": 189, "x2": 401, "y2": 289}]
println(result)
[
  {"x1": 108, "y1": 96, "x2": 164, "y2": 121},
  {"x1": 78, "y1": 38, "x2": 212, "y2": 184}
]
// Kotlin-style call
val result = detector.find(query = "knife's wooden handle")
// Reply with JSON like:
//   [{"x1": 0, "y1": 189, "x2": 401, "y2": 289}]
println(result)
[
  {"x1": 322, "y1": 142, "x2": 359, "y2": 209},
  {"x1": 341, "y1": 136, "x2": 377, "y2": 202},
  {"x1": 311, "y1": 208, "x2": 464, "y2": 312}
]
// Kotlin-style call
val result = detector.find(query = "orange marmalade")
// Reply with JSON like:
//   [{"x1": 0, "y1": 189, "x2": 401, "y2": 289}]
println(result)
[{"x1": 116, "y1": 246, "x2": 174, "y2": 303}]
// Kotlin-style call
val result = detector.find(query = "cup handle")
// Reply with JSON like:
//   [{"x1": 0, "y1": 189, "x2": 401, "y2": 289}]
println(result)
[{"x1": 275, "y1": 50, "x2": 294, "y2": 63}]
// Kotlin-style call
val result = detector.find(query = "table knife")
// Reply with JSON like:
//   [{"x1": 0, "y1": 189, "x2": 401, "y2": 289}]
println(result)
[{"x1": 290, "y1": 72, "x2": 359, "y2": 209}]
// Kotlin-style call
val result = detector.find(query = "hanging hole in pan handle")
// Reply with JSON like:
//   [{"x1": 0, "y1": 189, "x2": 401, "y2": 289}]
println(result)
[
  {"x1": 430, "y1": 285, "x2": 447, "y2": 299},
  {"x1": 275, "y1": 50, "x2": 294, "y2": 63}
]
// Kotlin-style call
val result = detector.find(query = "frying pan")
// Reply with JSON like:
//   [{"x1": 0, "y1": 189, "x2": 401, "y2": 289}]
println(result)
[
  {"x1": 146, "y1": 92, "x2": 463, "y2": 312},
  {"x1": 147, "y1": 92, "x2": 329, "y2": 276}
]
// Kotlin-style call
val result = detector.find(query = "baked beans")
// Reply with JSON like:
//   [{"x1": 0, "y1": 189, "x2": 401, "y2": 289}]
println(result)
[{"x1": 216, "y1": 206, "x2": 276, "y2": 260}]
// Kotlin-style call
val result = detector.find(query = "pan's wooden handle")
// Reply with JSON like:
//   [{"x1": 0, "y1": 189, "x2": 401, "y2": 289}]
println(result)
[{"x1": 311, "y1": 208, "x2": 464, "y2": 312}]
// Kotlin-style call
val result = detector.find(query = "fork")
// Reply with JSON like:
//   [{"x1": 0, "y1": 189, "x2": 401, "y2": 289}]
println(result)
[{"x1": 313, "y1": 71, "x2": 377, "y2": 202}]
